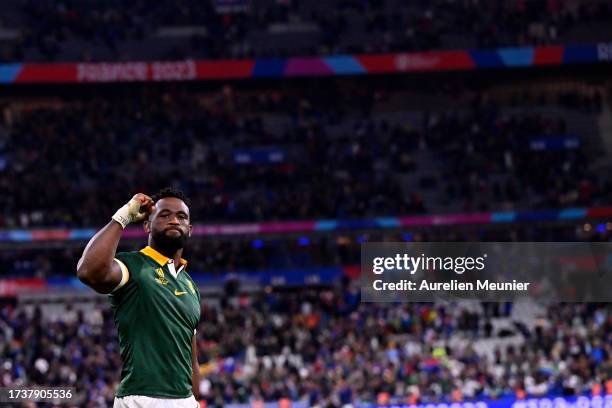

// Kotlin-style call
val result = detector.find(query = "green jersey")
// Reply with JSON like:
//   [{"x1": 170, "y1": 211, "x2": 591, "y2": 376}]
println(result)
[{"x1": 109, "y1": 246, "x2": 201, "y2": 398}]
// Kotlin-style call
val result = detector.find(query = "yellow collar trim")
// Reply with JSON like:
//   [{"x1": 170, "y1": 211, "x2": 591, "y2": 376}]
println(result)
[{"x1": 140, "y1": 246, "x2": 187, "y2": 267}]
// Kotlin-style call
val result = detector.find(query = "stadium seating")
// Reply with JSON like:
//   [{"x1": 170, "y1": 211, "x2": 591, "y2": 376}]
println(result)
[
  {"x1": 0, "y1": 81, "x2": 608, "y2": 229},
  {"x1": 1, "y1": 3, "x2": 611, "y2": 407},
  {"x1": 1, "y1": 290, "x2": 609, "y2": 406},
  {"x1": 1, "y1": 0, "x2": 611, "y2": 61}
]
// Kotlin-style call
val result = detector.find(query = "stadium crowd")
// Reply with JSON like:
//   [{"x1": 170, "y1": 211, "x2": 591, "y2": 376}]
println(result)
[
  {"x1": 0, "y1": 289, "x2": 610, "y2": 407},
  {"x1": 1, "y1": 0, "x2": 612, "y2": 61},
  {"x1": 1, "y1": 2, "x2": 611, "y2": 408},
  {"x1": 0, "y1": 83, "x2": 608, "y2": 229}
]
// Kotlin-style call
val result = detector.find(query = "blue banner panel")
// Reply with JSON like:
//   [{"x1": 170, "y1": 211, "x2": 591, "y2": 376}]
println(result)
[
  {"x1": 529, "y1": 135, "x2": 580, "y2": 151},
  {"x1": 233, "y1": 147, "x2": 287, "y2": 164},
  {"x1": 252, "y1": 58, "x2": 287, "y2": 77},
  {"x1": 564, "y1": 44, "x2": 599, "y2": 64}
]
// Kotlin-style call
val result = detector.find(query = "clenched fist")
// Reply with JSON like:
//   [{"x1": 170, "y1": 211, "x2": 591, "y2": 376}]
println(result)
[{"x1": 112, "y1": 193, "x2": 156, "y2": 229}]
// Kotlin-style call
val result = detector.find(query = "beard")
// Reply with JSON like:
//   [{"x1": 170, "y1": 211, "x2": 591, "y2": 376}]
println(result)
[{"x1": 152, "y1": 228, "x2": 188, "y2": 255}]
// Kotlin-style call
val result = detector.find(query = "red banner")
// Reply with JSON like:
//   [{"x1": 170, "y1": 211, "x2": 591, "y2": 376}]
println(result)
[
  {"x1": 358, "y1": 50, "x2": 474, "y2": 73},
  {"x1": 14, "y1": 60, "x2": 255, "y2": 83},
  {"x1": 0, "y1": 278, "x2": 47, "y2": 296}
]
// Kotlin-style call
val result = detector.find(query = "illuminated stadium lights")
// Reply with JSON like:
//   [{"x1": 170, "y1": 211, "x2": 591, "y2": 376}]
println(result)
[
  {"x1": 297, "y1": 237, "x2": 310, "y2": 246},
  {"x1": 251, "y1": 239, "x2": 264, "y2": 249}
]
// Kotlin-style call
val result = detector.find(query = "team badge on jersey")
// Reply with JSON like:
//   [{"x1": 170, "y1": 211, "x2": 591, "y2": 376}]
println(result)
[{"x1": 154, "y1": 267, "x2": 169, "y2": 285}]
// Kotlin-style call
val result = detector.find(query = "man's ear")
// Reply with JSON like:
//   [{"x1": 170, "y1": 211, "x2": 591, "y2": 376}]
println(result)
[
  {"x1": 188, "y1": 224, "x2": 193, "y2": 238},
  {"x1": 143, "y1": 220, "x2": 151, "y2": 233}
]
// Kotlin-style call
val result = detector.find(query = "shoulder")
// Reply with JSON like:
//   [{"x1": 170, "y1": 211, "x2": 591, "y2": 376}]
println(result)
[
  {"x1": 110, "y1": 251, "x2": 147, "y2": 296},
  {"x1": 114, "y1": 251, "x2": 149, "y2": 279},
  {"x1": 115, "y1": 251, "x2": 146, "y2": 266}
]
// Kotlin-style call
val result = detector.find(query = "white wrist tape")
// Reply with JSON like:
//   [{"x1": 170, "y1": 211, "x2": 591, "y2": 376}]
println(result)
[
  {"x1": 112, "y1": 196, "x2": 145, "y2": 229},
  {"x1": 112, "y1": 204, "x2": 132, "y2": 229}
]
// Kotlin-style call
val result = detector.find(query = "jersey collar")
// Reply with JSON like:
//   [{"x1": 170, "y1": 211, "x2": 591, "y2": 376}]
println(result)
[{"x1": 140, "y1": 246, "x2": 188, "y2": 268}]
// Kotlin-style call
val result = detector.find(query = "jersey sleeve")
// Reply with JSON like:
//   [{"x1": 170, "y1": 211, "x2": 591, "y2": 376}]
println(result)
[
  {"x1": 112, "y1": 257, "x2": 130, "y2": 292},
  {"x1": 111, "y1": 252, "x2": 137, "y2": 295}
]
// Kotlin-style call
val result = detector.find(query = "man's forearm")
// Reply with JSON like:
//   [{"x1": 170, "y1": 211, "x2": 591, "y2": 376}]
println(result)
[
  {"x1": 192, "y1": 335, "x2": 200, "y2": 400},
  {"x1": 192, "y1": 369, "x2": 200, "y2": 400},
  {"x1": 77, "y1": 193, "x2": 154, "y2": 293},
  {"x1": 76, "y1": 220, "x2": 124, "y2": 291}
]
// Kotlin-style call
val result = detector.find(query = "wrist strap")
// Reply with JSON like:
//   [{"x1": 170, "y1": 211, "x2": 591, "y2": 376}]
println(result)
[{"x1": 112, "y1": 204, "x2": 131, "y2": 229}]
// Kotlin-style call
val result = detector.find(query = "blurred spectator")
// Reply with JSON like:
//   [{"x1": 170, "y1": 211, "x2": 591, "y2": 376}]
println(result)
[
  {"x1": 0, "y1": 81, "x2": 608, "y2": 229},
  {"x1": 1, "y1": 291, "x2": 610, "y2": 406},
  {"x1": 0, "y1": 0, "x2": 611, "y2": 62}
]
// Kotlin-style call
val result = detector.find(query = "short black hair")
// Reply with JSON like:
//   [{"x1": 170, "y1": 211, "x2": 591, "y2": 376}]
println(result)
[{"x1": 151, "y1": 187, "x2": 190, "y2": 207}]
